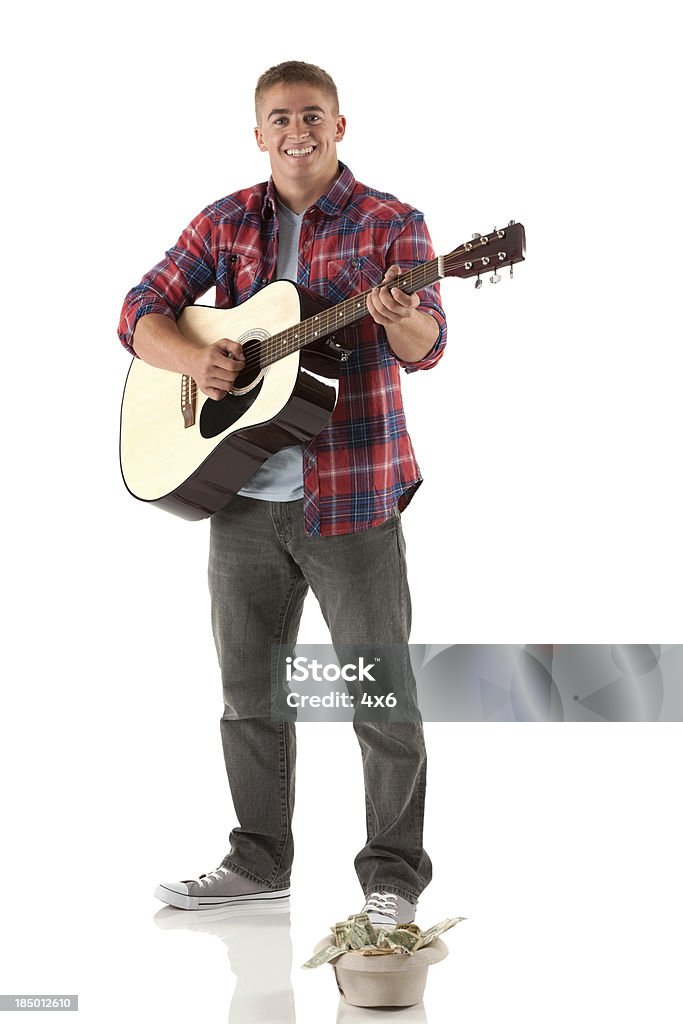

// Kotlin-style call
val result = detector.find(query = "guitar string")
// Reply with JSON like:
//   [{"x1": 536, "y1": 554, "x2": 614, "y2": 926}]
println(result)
[
  {"x1": 245, "y1": 261, "x2": 440, "y2": 371},
  {"x1": 233, "y1": 250, "x2": 513, "y2": 375},
  {"x1": 237, "y1": 255, "x2": 454, "y2": 372},
  {"x1": 248, "y1": 237, "x2": 514, "y2": 369},
  {"x1": 231, "y1": 247, "x2": 453, "y2": 373},
  {"x1": 253, "y1": 292, "x2": 427, "y2": 369},
  {"x1": 212, "y1": 234, "x2": 515, "y2": 378}
]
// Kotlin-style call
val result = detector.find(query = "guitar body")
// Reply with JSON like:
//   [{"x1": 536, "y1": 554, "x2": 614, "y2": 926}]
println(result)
[
  {"x1": 119, "y1": 280, "x2": 352, "y2": 520},
  {"x1": 119, "y1": 221, "x2": 526, "y2": 521}
]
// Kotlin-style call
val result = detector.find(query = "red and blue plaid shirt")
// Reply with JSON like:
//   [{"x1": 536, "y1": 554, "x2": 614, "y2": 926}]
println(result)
[{"x1": 118, "y1": 162, "x2": 447, "y2": 536}]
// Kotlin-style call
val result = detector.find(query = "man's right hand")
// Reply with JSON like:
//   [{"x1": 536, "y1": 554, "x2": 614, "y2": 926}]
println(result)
[
  {"x1": 188, "y1": 339, "x2": 246, "y2": 400},
  {"x1": 131, "y1": 315, "x2": 246, "y2": 400}
]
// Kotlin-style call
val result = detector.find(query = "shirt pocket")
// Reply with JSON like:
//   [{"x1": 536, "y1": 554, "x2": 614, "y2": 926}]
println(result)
[
  {"x1": 218, "y1": 248, "x2": 262, "y2": 306},
  {"x1": 325, "y1": 254, "x2": 385, "y2": 303}
]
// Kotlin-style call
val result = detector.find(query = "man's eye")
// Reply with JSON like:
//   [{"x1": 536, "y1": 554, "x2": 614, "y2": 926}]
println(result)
[
  {"x1": 274, "y1": 118, "x2": 287, "y2": 126},
  {"x1": 305, "y1": 115, "x2": 320, "y2": 122}
]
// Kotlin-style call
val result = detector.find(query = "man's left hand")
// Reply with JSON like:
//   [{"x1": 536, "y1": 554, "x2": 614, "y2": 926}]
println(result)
[{"x1": 366, "y1": 265, "x2": 419, "y2": 326}]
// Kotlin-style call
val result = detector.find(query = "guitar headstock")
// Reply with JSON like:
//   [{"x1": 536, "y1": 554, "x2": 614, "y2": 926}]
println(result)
[{"x1": 442, "y1": 221, "x2": 526, "y2": 286}]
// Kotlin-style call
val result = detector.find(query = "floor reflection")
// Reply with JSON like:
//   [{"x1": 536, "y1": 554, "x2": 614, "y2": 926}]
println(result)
[
  {"x1": 336, "y1": 999, "x2": 427, "y2": 1023},
  {"x1": 154, "y1": 900, "x2": 295, "y2": 1023},
  {"x1": 153, "y1": 901, "x2": 429, "y2": 1023}
]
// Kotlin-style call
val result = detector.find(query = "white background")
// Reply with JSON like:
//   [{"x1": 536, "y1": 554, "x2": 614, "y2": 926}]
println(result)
[{"x1": 1, "y1": 1, "x2": 681, "y2": 1021}]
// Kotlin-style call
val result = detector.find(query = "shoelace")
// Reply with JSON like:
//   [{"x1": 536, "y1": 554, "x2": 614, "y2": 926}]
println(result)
[
  {"x1": 363, "y1": 891, "x2": 398, "y2": 916},
  {"x1": 194, "y1": 866, "x2": 229, "y2": 889}
]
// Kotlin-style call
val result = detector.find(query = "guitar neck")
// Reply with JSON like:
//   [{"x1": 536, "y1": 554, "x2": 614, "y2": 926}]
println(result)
[{"x1": 261, "y1": 257, "x2": 443, "y2": 367}]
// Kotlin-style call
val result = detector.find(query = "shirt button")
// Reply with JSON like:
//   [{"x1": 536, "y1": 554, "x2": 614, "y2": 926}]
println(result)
[
  {"x1": 351, "y1": 258, "x2": 361, "y2": 268},
  {"x1": 307, "y1": 455, "x2": 316, "y2": 468}
]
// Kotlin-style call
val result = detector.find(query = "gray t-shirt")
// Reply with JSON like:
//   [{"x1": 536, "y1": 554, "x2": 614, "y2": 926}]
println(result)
[{"x1": 237, "y1": 199, "x2": 305, "y2": 501}]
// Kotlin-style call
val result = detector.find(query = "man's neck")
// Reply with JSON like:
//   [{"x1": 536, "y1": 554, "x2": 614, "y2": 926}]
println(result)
[{"x1": 272, "y1": 163, "x2": 340, "y2": 215}]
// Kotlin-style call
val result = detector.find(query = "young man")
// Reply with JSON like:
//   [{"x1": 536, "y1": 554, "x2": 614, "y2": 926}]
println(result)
[{"x1": 118, "y1": 61, "x2": 447, "y2": 928}]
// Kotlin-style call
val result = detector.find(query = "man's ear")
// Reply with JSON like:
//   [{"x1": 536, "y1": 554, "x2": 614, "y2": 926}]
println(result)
[
  {"x1": 254, "y1": 125, "x2": 268, "y2": 152},
  {"x1": 334, "y1": 114, "x2": 347, "y2": 143}
]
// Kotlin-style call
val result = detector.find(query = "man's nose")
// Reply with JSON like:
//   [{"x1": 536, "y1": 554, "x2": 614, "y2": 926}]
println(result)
[{"x1": 288, "y1": 121, "x2": 310, "y2": 140}]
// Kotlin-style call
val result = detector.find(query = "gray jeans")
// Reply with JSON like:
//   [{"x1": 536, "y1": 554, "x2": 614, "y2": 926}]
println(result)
[{"x1": 208, "y1": 494, "x2": 432, "y2": 903}]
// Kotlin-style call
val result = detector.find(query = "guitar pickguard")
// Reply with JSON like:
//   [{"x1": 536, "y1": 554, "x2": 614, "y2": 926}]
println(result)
[{"x1": 199, "y1": 376, "x2": 265, "y2": 439}]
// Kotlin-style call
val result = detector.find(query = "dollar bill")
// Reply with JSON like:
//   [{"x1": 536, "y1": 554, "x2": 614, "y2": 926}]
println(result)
[
  {"x1": 348, "y1": 920, "x2": 371, "y2": 949},
  {"x1": 413, "y1": 917, "x2": 466, "y2": 951},
  {"x1": 305, "y1": 913, "x2": 467, "y2": 967},
  {"x1": 382, "y1": 927, "x2": 422, "y2": 952},
  {"x1": 302, "y1": 944, "x2": 349, "y2": 969},
  {"x1": 359, "y1": 945, "x2": 404, "y2": 956},
  {"x1": 331, "y1": 913, "x2": 378, "y2": 951}
]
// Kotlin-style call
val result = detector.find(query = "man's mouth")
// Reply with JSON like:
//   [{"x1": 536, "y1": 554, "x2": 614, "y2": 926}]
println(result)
[{"x1": 284, "y1": 145, "x2": 316, "y2": 158}]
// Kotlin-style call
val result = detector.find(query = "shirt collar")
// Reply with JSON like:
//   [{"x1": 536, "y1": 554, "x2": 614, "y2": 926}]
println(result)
[{"x1": 262, "y1": 161, "x2": 356, "y2": 220}]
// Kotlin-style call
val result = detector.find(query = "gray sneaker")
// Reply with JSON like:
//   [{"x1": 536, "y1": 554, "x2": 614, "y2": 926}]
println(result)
[
  {"x1": 362, "y1": 891, "x2": 416, "y2": 927},
  {"x1": 154, "y1": 866, "x2": 290, "y2": 910}
]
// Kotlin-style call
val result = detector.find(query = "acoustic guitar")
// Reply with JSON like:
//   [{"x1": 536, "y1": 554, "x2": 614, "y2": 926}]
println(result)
[{"x1": 119, "y1": 222, "x2": 526, "y2": 520}]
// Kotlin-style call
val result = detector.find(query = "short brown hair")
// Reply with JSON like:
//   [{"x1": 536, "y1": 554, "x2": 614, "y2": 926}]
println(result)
[{"x1": 255, "y1": 61, "x2": 339, "y2": 123}]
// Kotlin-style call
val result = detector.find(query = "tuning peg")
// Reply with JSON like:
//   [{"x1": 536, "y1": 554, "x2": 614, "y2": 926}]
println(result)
[
  {"x1": 510, "y1": 264, "x2": 514, "y2": 280},
  {"x1": 471, "y1": 233, "x2": 481, "y2": 241},
  {"x1": 490, "y1": 273, "x2": 501, "y2": 284},
  {"x1": 475, "y1": 275, "x2": 482, "y2": 289}
]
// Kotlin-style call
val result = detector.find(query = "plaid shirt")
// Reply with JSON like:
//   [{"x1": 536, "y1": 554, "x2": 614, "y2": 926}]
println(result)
[{"x1": 118, "y1": 162, "x2": 447, "y2": 536}]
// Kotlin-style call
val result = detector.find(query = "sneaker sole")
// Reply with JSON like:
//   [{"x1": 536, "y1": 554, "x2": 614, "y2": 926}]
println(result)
[{"x1": 153, "y1": 883, "x2": 291, "y2": 911}]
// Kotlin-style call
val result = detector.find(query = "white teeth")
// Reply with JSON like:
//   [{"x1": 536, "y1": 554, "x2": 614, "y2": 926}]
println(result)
[{"x1": 285, "y1": 146, "x2": 315, "y2": 157}]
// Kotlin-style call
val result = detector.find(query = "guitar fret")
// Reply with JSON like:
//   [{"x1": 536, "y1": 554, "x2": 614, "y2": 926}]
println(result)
[{"x1": 260, "y1": 258, "x2": 441, "y2": 368}]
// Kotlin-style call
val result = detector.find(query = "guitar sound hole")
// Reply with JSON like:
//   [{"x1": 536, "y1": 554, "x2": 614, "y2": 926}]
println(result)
[
  {"x1": 199, "y1": 338, "x2": 266, "y2": 440},
  {"x1": 233, "y1": 337, "x2": 262, "y2": 391}
]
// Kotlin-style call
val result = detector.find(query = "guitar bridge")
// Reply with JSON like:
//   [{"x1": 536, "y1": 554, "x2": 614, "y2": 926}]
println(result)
[{"x1": 181, "y1": 375, "x2": 197, "y2": 428}]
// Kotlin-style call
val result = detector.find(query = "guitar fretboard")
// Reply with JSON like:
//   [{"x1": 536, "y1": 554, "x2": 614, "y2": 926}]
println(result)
[{"x1": 257, "y1": 257, "x2": 442, "y2": 368}]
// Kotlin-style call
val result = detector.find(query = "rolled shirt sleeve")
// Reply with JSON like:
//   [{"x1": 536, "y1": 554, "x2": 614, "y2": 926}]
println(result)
[
  {"x1": 382, "y1": 211, "x2": 447, "y2": 373},
  {"x1": 117, "y1": 206, "x2": 217, "y2": 356}
]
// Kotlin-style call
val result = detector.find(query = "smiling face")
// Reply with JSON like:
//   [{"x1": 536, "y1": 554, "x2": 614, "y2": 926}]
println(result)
[{"x1": 254, "y1": 83, "x2": 346, "y2": 205}]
